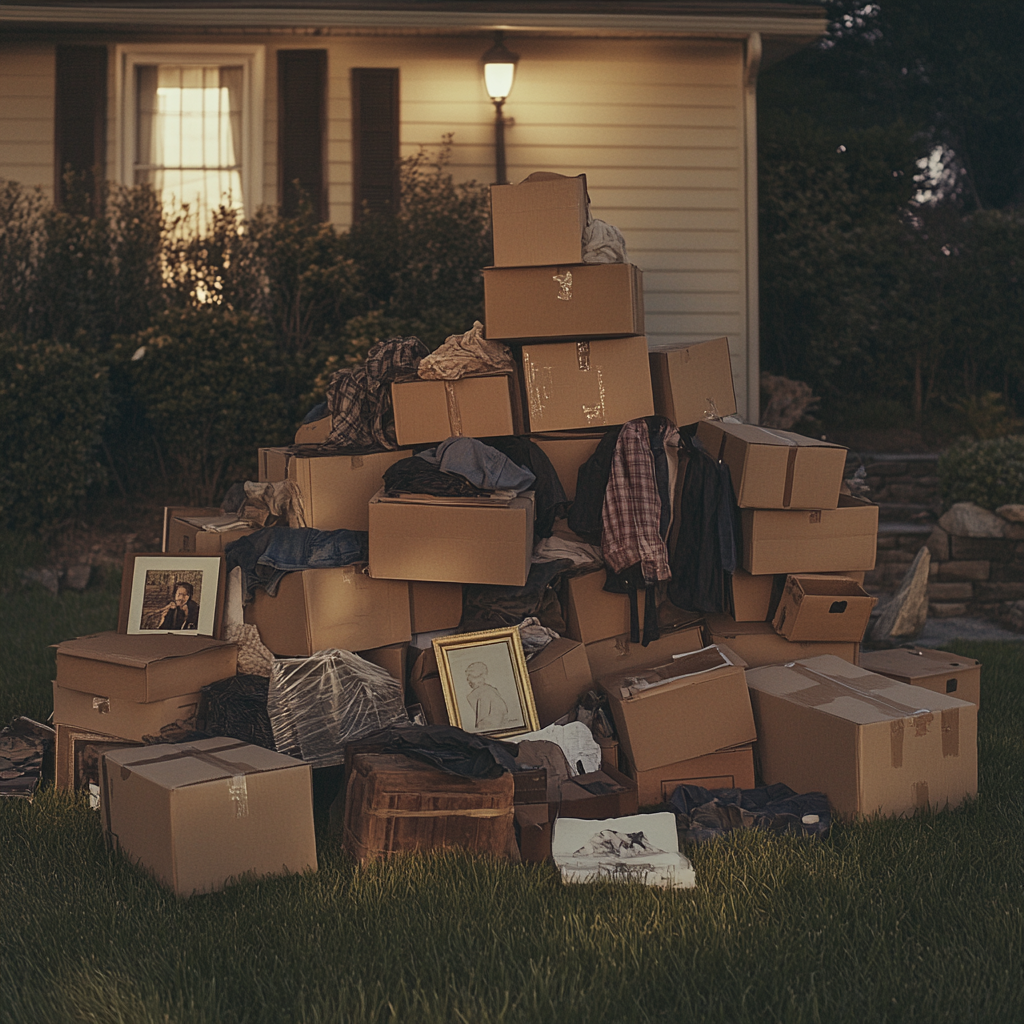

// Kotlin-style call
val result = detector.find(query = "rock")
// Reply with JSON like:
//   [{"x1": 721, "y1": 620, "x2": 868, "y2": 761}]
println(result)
[
  {"x1": 19, "y1": 567, "x2": 61, "y2": 595},
  {"x1": 64, "y1": 564, "x2": 92, "y2": 591},
  {"x1": 996, "y1": 504, "x2": 1024, "y2": 522},
  {"x1": 925, "y1": 526, "x2": 949, "y2": 562},
  {"x1": 868, "y1": 545, "x2": 931, "y2": 645},
  {"x1": 938, "y1": 502, "x2": 1006, "y2": 538}
]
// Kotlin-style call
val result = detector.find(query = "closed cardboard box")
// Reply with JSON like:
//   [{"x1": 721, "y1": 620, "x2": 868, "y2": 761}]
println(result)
[
  {"x1": 746, "y1": 655, "x2": 977, "y2": 819},
  {"x1": 409, "y1": 581, "x2": 463, "y2": 634},
  {"x1": 484, "y1": 263, "x2": 644, "y2": 341},
  {"x1": 166, "y1": 519, "x2": 256, "y2": 555},
  {"x1": 564, "y1": 569, "x2": 647, "y2": 646},
  {"x1": 52, "y1": 682, "x2": 202, "y2": 742},
  {"x1": 357, "y1": 642, "x2": 409, "y2": 687},
  {"x1": 741, "y1": 496, "x2": 879, "y2": 575},
  {"x1": 626, "y1": 745, "x2": 756, "y2": 806},
  {"x1": 101, "y1": 738, "x2": 318, "y2": 896},
  {"x1": 531, "y1": 431, "x2": 604, "y2": 500},
  {"x1": 55, "y1": 632, "x2": 238, "y2": 704},
  {"x1": 490, "y1": 172, "x2": 587, "y2": 267},
  {"x1": 696, "y1": 420, "x2": 847, "y2": 510},
  {"x1": 245, "y1": 565, "x2": 410, "y2": 657},
  {"x1": 649, "y1": 337, "x2": 737, "y2": 426},
  {"x1": 773, "y1": 574, "x2": 877, "y2": 642},
  {"x1": 368, "y1": 490, "x2": 534, "y2": 587},
  {"x1": 726, "y1": 570, "x2": 776, "y2": 622},
  {"x1": 526, "y1": 637, "x2": 594, "y2": 727},
  {"x1": 584, "y1": 623, "x2": 704, "y2": 681},
  {"x1": 858, "y1": 647, "x2": 981, "y2": 707},
  {"x1": 162, "y1": 506, "x2": 222, "y2": 552},
  {"x1": 391, "y1": 373, "x2": 523, "y2": 446},
  {"x1": 705, "y1": 613, "x2": 859, "y2": 669}
]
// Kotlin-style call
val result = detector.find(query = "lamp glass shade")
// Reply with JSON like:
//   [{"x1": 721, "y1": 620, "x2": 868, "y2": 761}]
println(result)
[{"x1": 483, "y1": 60, "x2": 516, "y2": 101}]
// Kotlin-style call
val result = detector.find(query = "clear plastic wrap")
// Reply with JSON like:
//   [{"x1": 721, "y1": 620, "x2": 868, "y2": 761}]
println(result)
[{"x1": 268, "y1": 649, "x2": 408, "y2": 767}]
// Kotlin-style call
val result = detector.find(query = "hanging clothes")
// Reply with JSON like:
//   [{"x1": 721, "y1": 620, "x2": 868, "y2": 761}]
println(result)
[
  {"x1": 479, "y1": 435, "x2": 569, "y2": 539},
  {"x1": 567, "y1": 426, "x2": 622, "y2": 543}
]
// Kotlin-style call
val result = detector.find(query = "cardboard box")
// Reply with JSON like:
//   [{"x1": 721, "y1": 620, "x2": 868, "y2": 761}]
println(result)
[
  {"x1": 391, "y1": 373, "x2": 523, "y2": 447},
  {"x1": 490, "y1": 172, "x2": 587, "y2": 267},
  {"x1": 244, "y1": 565, "x2": 410, "y2": 657},
  {"x1": 564, "y1": 569, "x2": 648, "y2": 645},
  {"x1": 357, "y1": 642, "x2": 409, "y2": 687},
  {"x1": 773, "y1": 574, "x2": 877, "y2": 642},
  {"x1": 559, "y1": 763, "x2": 638, "y2": 820},
  {"x1": 530, "y1": 431, "x2": 604, "y2": 500},
  {"x1": 519, "y1": 336, "x2": 655, "y2": 432},
  {"x1": 52, "y1": 682, "x2": 202, "y2": 742},
  {"x1": 741, "y1": 495, "x2": 879, "y2": 575},
  {"x1": 584, "y1": 622, "x2": 704, "y2": 681},
  {"x1": 649, "y1": 337, "x2": 737, "y2": 425},
  {"x1": 258, "y1": 446, "x2": 291, "y2": 482},
  {"x1": 626, "y1": 745, "x2": 756, "y2": 806},
  {"x1": 526, "y1": 637, "x2": 594, "y2": 727},
  {"x1": 165, "y1": 519, "x2": 256, "y2": 555},
  {"x1": 745, "y1": 655, "x2": 978, "y2": 819},
  {"x1": 483, "y1": 263, "x2": 644, "y2": 341},
  {"x1": 101, "y1": 737, "x2": 318, "y2": 896},
  {"x1": 162, "y1": 506, "x2": 222, "y2": 552},
  {"x1": 695, "y1": 420, "x2": 847, "y2": 510},
  {"x1": 705, "y1": 614, "x2": 859, "y2": 669},
  {"x1": 858, "y1": 647, "x2": 981, "y2": 706},
  {"x1": 368, "y1": 491, "x2": 534, "y2": 587},
  {"x1": 55, "y1": 632, "x2": 238, "y2": 704},
  {"x1": 408, "y1": 649, "x2": 451, "y2": 726},
  {"x1": 598, "y1": 646, "x2": 756, "y2": 772},
  {"x1": 726, "y1": 570, "x2": 776, "y2": 622},
  {"x1": 295, "y1": 416, "x2": 330, "y2": 445},
  {"x1": 409, "y1": 581, "x2": 463, "y2": 633}
]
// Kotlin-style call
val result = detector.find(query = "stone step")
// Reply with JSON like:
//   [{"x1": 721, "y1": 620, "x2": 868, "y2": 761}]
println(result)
[
  {"x1": 845, "y1": 451, "x2": 940, "y2": 464},
  {"x1": 877, "y1": 502, "x2": 939, "y2": 523},
  {"x1": 876, "y1": 521, "x2": 935, "y2": 537}
]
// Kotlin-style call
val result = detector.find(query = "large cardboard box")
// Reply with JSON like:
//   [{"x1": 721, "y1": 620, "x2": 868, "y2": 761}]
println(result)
[
  {"x1": 409, "y1": 581, "x2": 463, "y2": 633},
  {"x1": 530, "y1": 431, "x2": 604, "y2": 500},
  {"x1": 519, "y1": 336, "x2": 655, "y2": 432},
  {"x1": 368, "y1": 491, "x2": 534, "y2": 587},
  {"x1": 773, "y1": 574, "x2": 877, "y2": 642},
  {"x1": 598, "y1": 646, "x2": 756, "y2": 772},
  {"x1": 55, "y1": 632, "x2": 237, "y2": 704},
  {"x1": 391, "y1": 373, "x2": 523, "y2": 446},
  {"x1": 52, "y1": 682, "x2": 202, "y2": 742},
  {"x1": 858, "y1": 647, "x2": 981, "y2": 706},
  {"x1": 695, "y1": 420, "x2": 847, "y2": 510},
  {"x1": 584, "y1": 622, "x2": 704, "y2": 680},
  {"x1": 101, "y1": 738, "x2": 318, "y2": 896},
  {"x1": 483, "y1": 263, "x2": 644, "y2": 341},
  {"x1": 745, "y1": 655, "x2": 978, "y2": 819},
  {"x1": 705, "y1": 614, "x2": 859, "y2": 669},
  {"x1": 626, "y1": 745, "x2": 756, "y2": 806},
  {"x1": 649, "y1": 337, "x2": 737, "y2": 426},
  {"x1": 245, "y1": 565, "x2": 410, "y2": 657},
  {"x1": 490, "y1": 172, "x2": 587, "y2": 267},
  {"x1": 741, "y1": 495, "x2": 879, "y2": 575},
  {"x1": 564, "y1": 569, "x2": 648, "y2": 645},
  {"x1": 526, "y1": 637, "x2": 594, "y2": 727}
]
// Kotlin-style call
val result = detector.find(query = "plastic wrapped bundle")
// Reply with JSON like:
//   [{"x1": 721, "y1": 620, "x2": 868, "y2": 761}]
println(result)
[{"x1": 268, "y1": 650, "x2": 408, "y2": 767}]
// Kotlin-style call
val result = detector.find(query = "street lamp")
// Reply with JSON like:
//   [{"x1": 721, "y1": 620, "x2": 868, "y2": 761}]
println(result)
[{"x1": 481, "y1": 31, "x2": 519, "y2": 184}]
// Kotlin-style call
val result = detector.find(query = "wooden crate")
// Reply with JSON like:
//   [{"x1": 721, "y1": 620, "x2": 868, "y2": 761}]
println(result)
[{"x1": 342, "y1": 752, "x2": 516, "y2": 864}]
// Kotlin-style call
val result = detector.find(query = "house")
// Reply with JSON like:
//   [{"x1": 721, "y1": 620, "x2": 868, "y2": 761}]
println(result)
[{"x1": 0, "y1": 0, "x2": 825, "y2": 421}]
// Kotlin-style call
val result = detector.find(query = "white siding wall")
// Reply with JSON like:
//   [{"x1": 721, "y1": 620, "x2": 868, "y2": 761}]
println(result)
[{"x1": 0, "y1": 44, "x2": 55, "y2": 195}]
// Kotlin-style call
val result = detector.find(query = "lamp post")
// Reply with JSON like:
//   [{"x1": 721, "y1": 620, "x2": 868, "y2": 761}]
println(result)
[{"x1": 481, "y1": 31, "x2": 519, "y2": 184}]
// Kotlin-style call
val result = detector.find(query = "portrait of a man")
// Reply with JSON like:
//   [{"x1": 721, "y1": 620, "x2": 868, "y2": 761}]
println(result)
[
  {"x1": 157, "y1": 580, "x2": 200, "y2": 630},
  {"x1": 465, "y1": 661, "x2": 511, "y2": 731}
]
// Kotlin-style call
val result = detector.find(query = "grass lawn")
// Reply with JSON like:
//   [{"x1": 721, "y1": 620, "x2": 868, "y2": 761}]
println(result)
[{"x1": 1, "y1": 539, "x2": 1023, "y2": 1024}]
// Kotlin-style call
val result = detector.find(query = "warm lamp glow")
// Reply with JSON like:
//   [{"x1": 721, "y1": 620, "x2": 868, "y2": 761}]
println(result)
[{"x1": 481, "y1": 33, "x2": 519, "y2": 101}]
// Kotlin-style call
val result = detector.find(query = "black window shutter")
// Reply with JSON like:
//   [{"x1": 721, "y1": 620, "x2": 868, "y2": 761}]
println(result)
[
  {"x1": 54, "y1": 44, "x2": 107, "y2": 210},
  {"x1": 278, "y1": 49, "x2": 328, "y2": 219},
  {"x1": 351, "y1": 68, "x2": 399, "y2": 222}
]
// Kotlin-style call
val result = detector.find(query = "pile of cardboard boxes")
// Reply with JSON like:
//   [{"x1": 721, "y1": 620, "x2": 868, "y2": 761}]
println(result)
[{"x1": 49, "y1": 171, "x2": 981, "y2": 893}]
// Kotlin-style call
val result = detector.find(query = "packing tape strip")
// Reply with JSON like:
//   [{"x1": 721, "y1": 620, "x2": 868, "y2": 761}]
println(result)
[
  {"x1": 444, "y1": 381, "x2": 463, "y2": 435},
  {"x1": 118, "y1": 741, "x2": 260, "y2": 781},
  {"x1": 783, "y1": 664, "x2": 932, "y2": 719},
  {"x1": 227, "y1": 775, "x2": 249, "y2": 817},
  {"x1": 941, "y1": 708, "x2": 960, "y2": 758},
  {"x1": 366, "y1": 806, "x2": 513, "y2": 819},
  {"x1": 576, "y1": 341, "x2": 590, "y2": 371}
]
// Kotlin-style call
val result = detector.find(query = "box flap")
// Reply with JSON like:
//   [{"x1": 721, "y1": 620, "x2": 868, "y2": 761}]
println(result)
[{"x1": 55, "y1": 631, "x2": 235, "y2": 667}]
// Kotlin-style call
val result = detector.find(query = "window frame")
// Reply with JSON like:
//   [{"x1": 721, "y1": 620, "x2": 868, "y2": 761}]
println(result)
[{"x1": 115, "y1": 43, "x2": 265, "y2": 218}]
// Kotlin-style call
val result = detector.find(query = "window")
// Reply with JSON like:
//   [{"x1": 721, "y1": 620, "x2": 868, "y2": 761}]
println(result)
[
  {"x1": 118, "y1": 46, "x2": 264, "y2": 223},
  {"x1": 351, "y1": 68, "x2": 399, "y2": 221}
]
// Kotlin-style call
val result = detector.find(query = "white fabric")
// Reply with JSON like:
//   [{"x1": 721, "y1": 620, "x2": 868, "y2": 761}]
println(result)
[
  {"x1": 582, "y1": 218, "x2": 628, "y2": 264},
  {"x1": 514, "y1": 721, "x2": 601, "y2": 775}
]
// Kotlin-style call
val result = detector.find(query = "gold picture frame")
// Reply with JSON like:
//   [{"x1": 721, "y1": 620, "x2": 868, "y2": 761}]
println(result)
[{"x1": 433, "y1": 627, "x2": 539, "y2": 739}]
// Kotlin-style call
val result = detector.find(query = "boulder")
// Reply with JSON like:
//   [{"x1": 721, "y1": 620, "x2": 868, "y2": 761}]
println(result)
[
  {"x1": 938, "y1": 502, "x2": 1005, "y2": 538},
  {"x1": 996, "y1": 504, "x2": 1024, "y2": 523},
  {"x1": 868, "y1": 546, "x2": 931, "y2": 645}
]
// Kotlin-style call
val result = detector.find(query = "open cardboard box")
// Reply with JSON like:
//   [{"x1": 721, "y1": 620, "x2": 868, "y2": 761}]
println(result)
[
  {"x1": 490, "y1": 172, "x2": 588, "y2": 267},
  {"x1": 772, "y1": 574, "x2": 877, "y2": 642},
  {"x1": 584, "y1": 621, "x2": 704, "y2": 680},
  {"x1": 704, "y1": 613, "x2": 859, "y2": 669},
  {"x1": 626, "y1": 744, "x2": 756, "y2": 806}
]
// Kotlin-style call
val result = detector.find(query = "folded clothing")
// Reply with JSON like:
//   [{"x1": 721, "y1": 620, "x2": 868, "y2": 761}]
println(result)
[{"x1": 417, "y1": 436, "x2": 536, "y2": 494}]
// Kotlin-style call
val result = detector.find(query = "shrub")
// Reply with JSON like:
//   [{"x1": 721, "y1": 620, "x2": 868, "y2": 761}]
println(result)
[
  {"x1": 938, "y1": 435, "x2": 1024, "y2": 510},
  {"x1": 0, "y1": 334, "x2": 109, "y2": 530}
]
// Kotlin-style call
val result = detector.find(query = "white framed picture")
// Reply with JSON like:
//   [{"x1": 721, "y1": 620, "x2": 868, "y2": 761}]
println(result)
[{"x1": 122, "y1": 554, "x2": 224, "y2": 636}]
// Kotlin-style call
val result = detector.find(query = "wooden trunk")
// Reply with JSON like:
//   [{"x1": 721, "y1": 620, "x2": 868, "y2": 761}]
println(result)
[{"x1": 342, "y1": 752, "x2": 516, "y2": 864}]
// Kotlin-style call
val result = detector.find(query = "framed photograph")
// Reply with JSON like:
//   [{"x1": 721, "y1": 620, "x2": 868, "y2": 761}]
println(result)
[
  {"x1": 54, "y1": 723, "x2": 141, "y2": 793},
  {"x1": 433, "y1": 627, "x2": 539, "y2": 739},
  {"x1": 119, "y1": 553, "x2": 226, "y2": 637}
]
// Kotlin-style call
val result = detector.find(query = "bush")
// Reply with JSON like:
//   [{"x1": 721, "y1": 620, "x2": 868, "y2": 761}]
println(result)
[
  {"x1": 0, "y1": 334, "x2": 109, "y2": 530},
  {"x1": 938, "y1": 435, "x2": 1024, "y2": 510}
]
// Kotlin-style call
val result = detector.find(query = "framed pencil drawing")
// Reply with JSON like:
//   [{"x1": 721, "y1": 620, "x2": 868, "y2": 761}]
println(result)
[
  {"x1": 119, "y1": 553, "x2": 225, "y2": 637},
  {"x1": 433, "y1": 627, "x2": 539, "y2": 739}
]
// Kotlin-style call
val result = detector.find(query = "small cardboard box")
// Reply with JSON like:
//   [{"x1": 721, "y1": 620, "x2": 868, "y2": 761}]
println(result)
[
  {"x1": 649, "y1": 337, "x2": 737, "y2": 425},
  {"x1": 101, "y1": 738, "x2": 318, "y2": 896},
  {"x1": 391, "y1": 372, "x2": 524, "y2": 446},
  {"x1": 530, "y1": 431, "x2": 604, "y2": 500},
  {"x1": 519, "y1": 336, "x2": 655, "y2": 432},
  {"x1": 490, "y1": 172, "x2": 587, "y2": 267},
  {"x1": 166, "y1": 519, "x2": 256, "y2": 555},
  {"x1": 483, "y1": 263, "x2": 644, "y2": 341},
  {"x1": 55, "y1": 632, "x2": 237, "y2": 704},
  {"x1": 162, "y1": 506, "x2": 222, "y2": 552},
  {"x1": 244, "y1": 565, "x2": 410, "y2": 657},
  {"x1": 368, "y1": 491, "x2": 534, "y2": 587},
  {"x1": 52, "y1": 682, "x2": 202, "y2": 741},
  {"x1": 773, "y1": 574, "x2": 877, "y2": 642},
  {"x1": 858, "y1": 647, "x2": 981, "y2": 706},
  {"x1": 559, "y1": 763, "x2": 638, "y2": 820},
  {"x1": 745, "y1": 655, "x2": 977, "y2": 819},
  {"x1": 408, "y1": 649, "x2": 451, "y2": 726},
  {"x1": 409, "y1": 581, "x2": 463, "y2": 634},
  {"x1": 704, "y1": 613, "x2": 859, "y2": 669},
  {"x1": 357, "y1": 642, "x2": 409, "y2": 687},
  {"x1": 584, "y1": 622, "x2": 704, "y2": 681},
  {"x1": 526, "y1": 637, "x2": 594, "y2": 727},
  {"x1": 258, "y1": 447, "x2": 291, "y2": 482},
  {"x1": 695, "y1": 420, "x2": 848, "y2": 510},
  {"x1": 726, "y1": 570, "x2": 776, "y2": 622},
  {"x1": 626, "y1": 744, "x2": 756, "y2": 806},
  {"x1": 564, "y1": 569, "x2": 648, "y2": 646},
  {"x1": 741, "y1": 495, "x2": 879, "y2": 575},
  {"x1": 598, "y1": 645, "x2": 756, "y2": 772}
]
